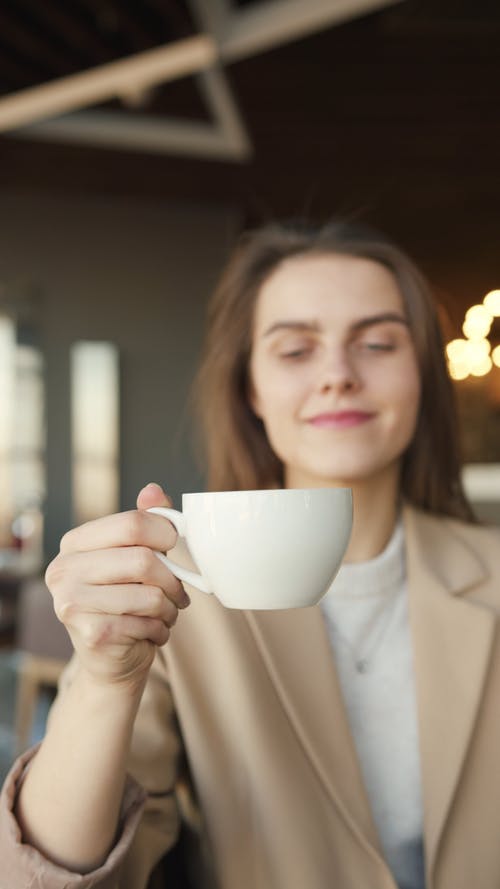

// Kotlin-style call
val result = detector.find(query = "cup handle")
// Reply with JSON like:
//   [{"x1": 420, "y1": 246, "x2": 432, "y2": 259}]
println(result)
[{"x1": 146, "y1": 506, "x2": 212, "y2": 594}]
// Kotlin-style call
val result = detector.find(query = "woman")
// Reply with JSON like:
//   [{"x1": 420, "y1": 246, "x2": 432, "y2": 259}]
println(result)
[{"x1": 2, "y1": 220, "x2": 499, "y2": 889}]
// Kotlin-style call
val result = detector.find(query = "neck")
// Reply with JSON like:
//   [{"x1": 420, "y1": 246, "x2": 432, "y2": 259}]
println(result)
[{"x1": 344, "y1": 474, "x2": 400, "y2": 562}]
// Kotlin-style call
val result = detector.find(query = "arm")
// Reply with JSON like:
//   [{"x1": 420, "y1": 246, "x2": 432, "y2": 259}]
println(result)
[
  {"x1": 16, "y1": 666, "x2": 145, "y2": 872},
  {"x1": 15, "y1": 483, "x2": 189, "y2": 875}
]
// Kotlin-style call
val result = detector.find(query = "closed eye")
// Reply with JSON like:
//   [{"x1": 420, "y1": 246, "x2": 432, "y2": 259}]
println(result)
[
  {"x1": 360, "y1": 342, "x2": 395, "y2": 352},
  {"x1": 279, "y1": 348, "x2": 312, "y2": 360}
]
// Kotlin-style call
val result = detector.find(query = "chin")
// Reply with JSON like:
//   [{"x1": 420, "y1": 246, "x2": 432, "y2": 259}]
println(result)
[
  {"x1": 279, "y1": 442, "x2": 398, "y2": 488},
  {"x1": 296, "y1": 458, "x2": 389, "y2": 488}
]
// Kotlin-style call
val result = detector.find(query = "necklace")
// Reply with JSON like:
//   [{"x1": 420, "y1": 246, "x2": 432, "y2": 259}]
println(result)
[
  {"x1": 322, "y1": 517, "x2": 406, "y2": 674},
  {"x1": 328, "y1": 587, "x2": 402, "y2": 674}
]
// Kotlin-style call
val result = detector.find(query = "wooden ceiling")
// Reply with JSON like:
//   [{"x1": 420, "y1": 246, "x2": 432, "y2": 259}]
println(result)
[
  {"x1": 0, "y1": 1, "x2": 196, "y2": 92},
  {"x1": 0, "y1": 0, "x2": 499, "y2": 320}
]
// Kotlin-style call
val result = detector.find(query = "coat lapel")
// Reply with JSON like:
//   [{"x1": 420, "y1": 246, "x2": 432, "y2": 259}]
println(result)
[
  {"x1": 244, "y1": 605, "x2": 383, "y2": 858},
  {"x1": 404, "y1": 506, "x2": 497, "y2": 879},
  {"x1": 245, "y1": 507, "x2": 497, "y2": 883}
]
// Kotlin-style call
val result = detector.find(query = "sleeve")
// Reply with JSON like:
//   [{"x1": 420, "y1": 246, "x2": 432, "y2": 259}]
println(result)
[{"x1": 0, "y1": 646, "x2": 185, "y2": 889}]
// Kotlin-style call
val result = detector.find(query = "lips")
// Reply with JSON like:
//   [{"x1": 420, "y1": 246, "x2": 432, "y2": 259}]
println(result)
[{"x1": 307, "y1": 411, "x2": 375, "y2": 429}]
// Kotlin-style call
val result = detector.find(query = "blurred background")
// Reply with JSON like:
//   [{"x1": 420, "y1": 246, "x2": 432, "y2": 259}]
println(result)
[{"x1": 0, "y1": 0, "x2": 499, "y2": 779}]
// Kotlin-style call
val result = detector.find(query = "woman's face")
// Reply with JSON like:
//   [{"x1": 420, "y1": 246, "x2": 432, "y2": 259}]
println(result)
[{"x1": 249, "y1": 252, "x2": 421, "y2": 489}]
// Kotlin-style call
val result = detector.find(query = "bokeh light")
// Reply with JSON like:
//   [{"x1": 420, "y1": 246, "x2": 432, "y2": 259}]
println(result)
[
  {"x1": 448, "y1": 291, "x2": 500, "y2": 380},
  {"x1": 469, "y1": 355, "x2": 493, "y2": 377},
  {"x1": 483, "y1": 290, "x2": 500, "y2": 316},
  {"x1": 462, "y1": 304, "x2": 493, "y2": 340}
]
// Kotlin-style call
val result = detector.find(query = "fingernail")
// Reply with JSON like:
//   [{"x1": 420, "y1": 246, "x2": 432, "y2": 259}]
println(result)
[
  {"x1": 181, "y1": 591, "x2": 191, "y2": 608},
  {"x1": 144, "y1": 482, "x2": 163, "y2": 493}
]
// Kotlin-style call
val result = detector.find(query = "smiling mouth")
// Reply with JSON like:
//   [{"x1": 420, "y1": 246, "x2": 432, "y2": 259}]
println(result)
[{"x1": 307, "y1": 411, "x2": 375, "y2": 429}]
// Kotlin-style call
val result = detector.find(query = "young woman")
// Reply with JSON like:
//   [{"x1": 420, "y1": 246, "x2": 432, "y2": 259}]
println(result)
[{"x1": 2, "y1": 220, "x2": 500, "y2": 889}]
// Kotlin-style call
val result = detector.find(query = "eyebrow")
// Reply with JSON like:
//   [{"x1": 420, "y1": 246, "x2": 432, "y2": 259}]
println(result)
[{"x1": 263, "y1": 312, "x2": 409, "y2": 337}]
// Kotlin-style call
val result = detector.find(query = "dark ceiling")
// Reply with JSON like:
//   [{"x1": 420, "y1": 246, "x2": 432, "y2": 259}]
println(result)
[
  {"x1": 0, "y1": 1, "x2": 196, "y2": 93},
  {"x1": 0, "y1": 0, "x2": 499, "y2": 320}
]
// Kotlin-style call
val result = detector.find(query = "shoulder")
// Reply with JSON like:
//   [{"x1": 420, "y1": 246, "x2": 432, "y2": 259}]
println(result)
[
  {"x1": 404, "y1": 503, "x2": 500, "y2": 584},
  {"x1": 447, "y1": 516, "x2": 500, "y2": 582},
  {"x1": 405, "y1": 502, "x2": 499, "y2": 544},
  {"x1": 432, "y1": 512, "x2": 500, "y2": 560}
]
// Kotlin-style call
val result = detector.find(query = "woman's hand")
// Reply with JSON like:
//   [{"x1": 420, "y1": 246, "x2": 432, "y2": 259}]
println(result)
[{"x1": 45, "y1": 482, "x2": 189, "y2": 689}]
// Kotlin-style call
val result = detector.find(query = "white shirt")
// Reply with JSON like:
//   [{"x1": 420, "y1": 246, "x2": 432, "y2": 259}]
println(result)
[{"x1": 320, "y1": 521, "x2": 425, "y2": 889}]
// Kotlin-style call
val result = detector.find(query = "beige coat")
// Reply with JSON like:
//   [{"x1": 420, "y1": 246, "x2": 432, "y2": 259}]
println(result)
[{"x1": 2, "y1": 504, "x2": 500, "y2": 889}]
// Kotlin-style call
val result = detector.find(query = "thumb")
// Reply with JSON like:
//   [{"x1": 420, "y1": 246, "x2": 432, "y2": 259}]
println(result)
[{"x1": 137, "y1": 482, "x2": 174, "y2": 511}]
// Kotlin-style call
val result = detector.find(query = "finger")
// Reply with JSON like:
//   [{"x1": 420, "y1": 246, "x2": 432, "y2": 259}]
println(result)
[
  {"x1": 59, "y1": 509, "x2": 177, "y2": 556},
  {"x1": 73, "y1": 612, "x2": 171, "y2": 649},
  {"x1": 136, "y1": 482, "x2": 173, "y2": 511},
  {"x1": 49, "y1": 548, "x2": 190, "y2": 609},
  {"x1": 55, "y1": 583, "x2": 180, "y2": 627}
]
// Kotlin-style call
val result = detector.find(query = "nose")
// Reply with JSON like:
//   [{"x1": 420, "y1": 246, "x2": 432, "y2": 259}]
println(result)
[{"x1": 316, "y1": 347, "x2": 360, "y2": 395}]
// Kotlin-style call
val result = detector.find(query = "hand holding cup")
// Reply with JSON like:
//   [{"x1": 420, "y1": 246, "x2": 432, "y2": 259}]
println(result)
[{"x1": 45, "y1": 483, "x2": 190, "y2": 689}]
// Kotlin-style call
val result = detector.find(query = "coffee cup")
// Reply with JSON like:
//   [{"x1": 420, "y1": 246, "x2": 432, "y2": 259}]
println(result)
[{"x1": 148, "y1": 487, "x2": 352, "y2": 610}]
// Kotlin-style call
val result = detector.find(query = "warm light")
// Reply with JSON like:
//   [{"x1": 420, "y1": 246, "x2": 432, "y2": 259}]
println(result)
[
  {"x1": 448, "y1": 362, "x2": 470, "y2": 380},
  {"x1": 469, "y1": 355, "x2": 492, "y2": 377},
  {"x1": 448, "y1": 335, "x2": 496, "y2": 378},
  {"x1": 445, "y1": 338, "x2": 491, "y2": 379},
  {"x1": 446, "y1": 338, "x2": 471, "y2": 379},
  {"x1": 462, "y1": 304, "x2": 493, "y2": 339},
  {"x1": 466, "y1": 338, "x2": 491, "y2": 362},
  {"x1": 446, "y1": 338, "x2": 469, "y2": 361},
  {"x1": 450, "y1": 292, "x2": 500, "y2": 381},
  {"x1": 483, "y1": 290, "x2": 500, "y2": 316}
]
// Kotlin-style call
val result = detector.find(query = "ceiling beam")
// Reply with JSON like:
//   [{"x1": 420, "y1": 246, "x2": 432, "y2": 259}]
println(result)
[
  {"x1": 11, "y1": 102, "x2": 250, "y2": 160},
  {"x1": 192, "y1": 0, "x2": 405, "y2": 62},
  {"x1": 0, "y1": 34, "x2": 217, "y2": 131},
  {"x1": 0, "y1": 0, "x2": 406, "y2": 160},
  {"x1": 10, "y1": 65, "x2": 252, "y2": 161}
]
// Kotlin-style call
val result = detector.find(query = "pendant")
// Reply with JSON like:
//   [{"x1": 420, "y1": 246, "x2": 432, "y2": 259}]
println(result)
[{"x1": 356, "y1": 658, "x2": 369, "y2": 674}]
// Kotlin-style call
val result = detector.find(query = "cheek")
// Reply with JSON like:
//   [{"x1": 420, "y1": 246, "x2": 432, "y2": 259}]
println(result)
[
  {"x1": 387, "y1": 363, "x2": 421, "y2": 432},
  {"x1": 250, "y1": 362, "x2": 306, "y2": 419}
]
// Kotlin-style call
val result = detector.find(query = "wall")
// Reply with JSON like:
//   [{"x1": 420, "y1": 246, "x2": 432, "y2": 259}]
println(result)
[{"x1": 0, "y1": 191, "x2": 241, "y2": 560}]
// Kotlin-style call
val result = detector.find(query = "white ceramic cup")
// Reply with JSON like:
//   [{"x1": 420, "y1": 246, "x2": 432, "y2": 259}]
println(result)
[{"x1": 148, "y1": 488, "x2": 352, "y2": 610}]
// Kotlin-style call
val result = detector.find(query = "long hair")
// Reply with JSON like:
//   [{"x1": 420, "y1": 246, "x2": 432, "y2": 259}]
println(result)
[{"x1": 192, "y1": 219, "x2": 473, "y2": 521}]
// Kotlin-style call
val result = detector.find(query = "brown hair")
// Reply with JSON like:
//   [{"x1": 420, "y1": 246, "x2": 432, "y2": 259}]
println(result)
[{"x1": 193, "y1": 219, "x2": 473, "y2": 521}]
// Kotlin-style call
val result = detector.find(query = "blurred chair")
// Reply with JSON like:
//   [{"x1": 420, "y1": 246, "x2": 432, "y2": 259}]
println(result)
[{"x1": 14, "y1": 575, "x2": 73, "y2": 753}]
